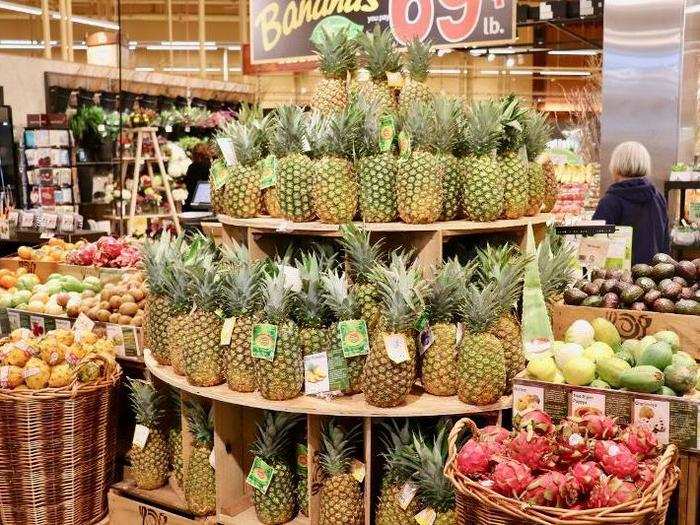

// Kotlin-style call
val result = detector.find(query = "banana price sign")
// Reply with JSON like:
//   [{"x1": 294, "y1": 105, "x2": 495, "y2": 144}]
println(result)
[{"x1": 250, "y1": 0, "x2": 516, "y2": 64}]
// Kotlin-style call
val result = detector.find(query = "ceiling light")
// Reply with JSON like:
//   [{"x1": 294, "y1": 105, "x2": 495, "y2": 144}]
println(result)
[
  {"x1": 487, "y1": 53, "x2": 495, "y2": 62},
  {"x1": 0, "y1": 1, "x2": 41, "y2": 16},
  {"x1": 506, "y1": 57, "x2": 515, "y2": 68},
  {"x1": 469, "y1": 49, "x2": 487, "y2": 56},
  {"x1": 510, "y1": 70, "x2": 534, "y2": 75},
  {"x1": 228, "y1": 67, "x2": 242, "y2": 72},
  {"x1": 548, "y1": 49, "x2": 601, "y2": 56},
  {"x1": 70, "y1": 15, "x2": 119, "y2": 30},
  {"x1": 428, "y1": 68, "x2": 461, "y2": 75},
  {"x1": 227, "y1": 45, "x2": 241, "y2": 51},
  {"x1": 161, "y1": 41, "x2": 216, "y2": 46},
  {"x1": 147, "y1": 44, "x2": 217, "y2": 51},
  {"x1": 135, "y1": 67, "x2": 154, "y2": 72},
  {"x1": 539, "y1": 70, "x2": 591, "y2": 76},
  {"x1": 480, "y1": 69, "x2": 500, "y2": 75},
  {"x1": 490, "y1": 46, "x2": 523, "y2": 54},
  {"x1": 437, "y1": 48, "x2": 452, "y2": 57}
]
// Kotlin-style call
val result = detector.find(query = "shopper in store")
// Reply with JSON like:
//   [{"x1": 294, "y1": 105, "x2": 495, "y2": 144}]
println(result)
[
  {"x1": 183, "y1": 142, "x2": 212, "y2": 211},
  {"x1": 593, "y1": 141, "x2": 669, "y2": 264}
]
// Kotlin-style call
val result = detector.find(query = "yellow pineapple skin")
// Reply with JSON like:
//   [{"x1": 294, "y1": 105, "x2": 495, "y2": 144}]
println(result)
[
  {"x1": 184, "y1": 445, "x2": 216, "y2": 516},
  {"x1": 396, "y1": 151, "x2": 443, "y2": 224},
  {"x1": 422, "y1": 323, "x2": 458, "y2": 396},
  {"x1": 399, "y1": 78, "x2": 433, "y2": 113},
  {"x1": 314, "y1": 156, "x2": 358, "y2": 224},
  {"x1": 183, "y1": 310, "x2": 224, "y2": 387},
  {"x1": 129, "y1": 429, "x2": 169, "y2": 490},
  {"x1": 457, "y1": 332, "x2": 506, "y2": 406},
  {"x1": 221, "y1": 164, "x2": 262, "y2": 218},
  {"x1": 263, "y1": 187, "x2": 283, "y2": 218},
  {"x1": 357, "y1": 153, "x2": 398, "y2": 223},
  {"x1": 542, "y1": 159, "x2": 558, "y2": 212},
  {"x1": 488, "y1": 313, "x2": 525, "y2": 390},
  {"x1": 145, "y1": 293, "x2": 175, "y2": 365},
  {"x1": 168, "y1": 313, "x2": 188, "y2": 376},
  {"x1": 225, "y1": 315, "x2": 258, "y2": 392},
  {"x1": 525, "y1": 161, "x2": 545, "y2": 216},
  {"x1": 500, "y1": 151, "x2": 529, "y2": 219},
  {"x1": 312, "y1": 78, "x2": 348, "y2": 115},
  {"x1": 254, "y1": 321, "x2": 304, "y2": 401},
  {"x1": 319, "y1": 473, "x2": 364, "y2": 525},
  {"x1": 252, "y1": 460, "x2": 297, "y2": 525},
  {"x1": 362, "y1": 331, "x2": 416, "y2": 408},
  {"x1": 376, "y1": 483, "x2": 420, "y2": 525}
]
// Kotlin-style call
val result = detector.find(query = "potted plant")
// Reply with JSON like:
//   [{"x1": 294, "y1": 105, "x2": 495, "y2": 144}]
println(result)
[{"x1": 70, "y1": 106, "x2": 121, "y2": 161}]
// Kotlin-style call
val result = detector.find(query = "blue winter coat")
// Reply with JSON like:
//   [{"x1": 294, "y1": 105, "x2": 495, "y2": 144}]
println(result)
[{"x1": 592, "y1": 177, "x2": 670, "y2": 265}]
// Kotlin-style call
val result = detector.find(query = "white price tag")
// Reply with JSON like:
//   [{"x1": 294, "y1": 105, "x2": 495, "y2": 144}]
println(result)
[
  {"x1": 216, "y1": 138, "x2": 238, "y2": 167},
  {"x1": 165, "y1": 125, "x2": 173, "y2": 133},
  {"x1": 73, "y1": 313, "x2": 95, "y2": 340},
  {"x1": 20, "y1": 212, "x2": 34, "y2": 228},
  {"x1": 60, "y1": 214, "x2": 75, "y2": 232},
  {"x1": 220, "y1": 317, "x2": 235, "y2": 346},
  {"x1": 39, "y1": 232, "x2": 54, "y2": 239},
  {"x1": 301, "y1": 136, "x2": 311, "y2": 152},
  {"x1": 398, "y1": 481, "x2": 419, "y2": 510},
  {"x1": 54, "y1": 318, "x2": 72, "y2": 330},
  {"x1": 209, "y1": 447, "x2": 216, "y2": 469},
  {"x1": 351, "y1": 459, "x2": 365, "y2": 483},
  {"x1": 414, "y1": 507, "x2": 436, "y2": 525},
  {"x1": 43, "y1": 213, "x2": 58, "y2": 229},
  {"x1": 386, "y1": 71, "x2": 403, "y2": 88},
  {"x1": 132, "y1": 424, "x2": 150, "y2": 449},
  {"x1": 7, "y1": 311, "x2": 21, "y2": 330},
  {"x1": 275, "y1": 220, "x2": 295, "y2": 233},
  {"x1": 29, "y1": 315, "x2": 45, "y2": 336},
  {"x1": 14, "y1": 340, "x2": 34, "y2": 356},
  {"x1": 106, "y1": 323, "x2": 126, "y2": 357},
  {"x1": 384, "y1": 333, "x2": 409, "y2": 364},
  {"x1": 22, "y1": 366, "x2": 40, "y2": 379},
  {"x1": 282, "y1": 265, "x2": 302, "y2": 292},
  {"x1": 455, "y1": 322, "x2": 464, "y2": 346},
  {"x1": 356, "y1": 68, "x2": 370, "y2": 82}
]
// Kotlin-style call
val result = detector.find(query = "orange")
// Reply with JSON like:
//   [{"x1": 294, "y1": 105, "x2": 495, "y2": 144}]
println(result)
[
  {"x1": 17, "y1": 246, "x2": 34, "y2": 260},
  {"x1": 0, "y1": 274, "x2": 16, "y2": 289}
]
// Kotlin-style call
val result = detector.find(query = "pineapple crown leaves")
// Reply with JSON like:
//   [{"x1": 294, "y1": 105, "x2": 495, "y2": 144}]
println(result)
[
  {"x1": 184, "y1": 398, "x2": 214, "y2": 447},
  {"x1": 319, "y1": 102, "x2": 364, "y2": 161},
  {"x1": 497, "y1": 94, "x2": 529, "y2": 153},
  {"x1": 460, "y1": 99, "x2": 503, "y2": 157},
  {"x1": 237, "y1": 102, "x2": 264, "y2": 125},
  {"x1": 250, "y1": 411, "x2": 304, "y2": 461},
  {"x1": 261, "y1": 268, "x2": 295, "y2": 324},
  {"x1": 459, "y1": 281, "x2": 503, "y2": 333},
  {"x1": 399, "y1": 101, "x2": 435, "y2": 151},
  {"x1": 338, "y1": 223, "x2": 385, "y2": 284},
  {"x1": 320, "y1": 268, "x2": 358, "y2": 321},
  {"x1": 247, "y1": 113, "x2": 275, "y2": 158},
  {"x1": 354, "y1": 94, "x2": 389, "y2": 157},
  {"x1": 538, "y1": 230, "x2": 577, "y2": 300},
  {"x1": 378, "y1": 419, "x2": 417, "y2": 483},
  {"x1": 305, "y1": 109, "x2": 332, "y2": 159},
  {"x1": 523, "y1": 108, "x2": 553, "y2": 161},
  {"x1": 431, "y1": 96, "x2": 463, "y2": 155},
  {"x1": 184, "y1": 255, "x2": 224, "y2": 313},
  {"x1": 374, "y1": 255, "x2": 426, "y2": 332},
  {"x1": 294, "y1": 252, "x2": 330, "y2": 328},
  {"x1": 221, "y1": 258, "x2": 264, "y2": 317},
  {"x1": 270, "y1": 105, "x2": 311, "y2": 158},
  {"x1": 426, "y1": 258, "x2": 466, "y2": 324},
  {"x1": 216, "y1": 121, "x2": 263, "y2": 167},
  {"x1": 357, "y1": 24, "x2": 402, "y2": 81},
  {"x1": 404, "y1": 38, "x2": 433, "y2": 82},
  {"x1": 474, "y1": 244, "x2": 531, "y2": 314},
  {"x1": 127, "y1": 378, "x2": 165, "y2": 428},
  {"x1": 140, "y1": 232, "x2": 182, "y2": 295},
  {"x1": 162, "y1": 257, "x2": 194, "y2": 312},
  {"x1": 313, "y1": 27, "x2": 359, "y2": 80},
  {"x1": 320, "y1": 419, "x2": 361, "y2": 477}
]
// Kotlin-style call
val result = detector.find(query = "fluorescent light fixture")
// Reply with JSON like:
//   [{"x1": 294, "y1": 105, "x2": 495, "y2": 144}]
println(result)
[
  {"x1": 0, "y1": 43, "x2": 45, "y2": 49},
  {"x1": 228, "y1": 67, "x2": 242, "y2": 72},
  {"x1": 161, "y1": 41, "x2": 216, "y2": 46},
  {"x1": 0, "y1": 39, "x2": 56, "y2": 45},
  {"x1": 487, "y1": 53, "x2": 495, "y2": 62},
  {"x1": 505, "y1": 57, "x2": 515, "y2": 68},
  {"x1": 71, "y1": 15, "x2": 119, "y2": 30},
  {"x1": 147, "y1": 44, "x2": 217, "y2": 51},
  {"x1": 436, "y1": 48, "x2": 452, "y2": 57},
  {"x1": 0, "y1": 1, "x2": 41, "y2": 16},
  {"x1": 489, "y1": 46, "x2": 522, "y2": 54},
  {"x1": 73, "y1": 44, "x2": 87, "y2": 50},
  {"x1": 548, "y1": 49, "x2": 601, "y2": 56},
  {"x1": 539, "y1": 69, "x2": 591, "y2": 76},
  {"x1": 469, "y1": 49, "x2": 487, "y2": 56},
  {"x1": 135, "y1": 67, "x2": 155, "y2": 72},
  {"x1": 227, "y1": 45, "x2": 241, "y2": 51},
  {"x1": 480, "y1": 69, "x2": 500, "y2": 75},
  {"x1": 509, "y1": 70, "x2": 534, "y2": 75},
  {"x1": 428, "y1": 68, "x2": 461, "y2": 75},
  {"x1": 686, "y1": 5, "x2": 700, "y2": 14}
]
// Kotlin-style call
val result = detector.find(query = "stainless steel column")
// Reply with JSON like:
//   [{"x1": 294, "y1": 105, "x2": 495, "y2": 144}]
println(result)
[{"x1": 601, "y1": 0, "x2": 700, "y2": 190}]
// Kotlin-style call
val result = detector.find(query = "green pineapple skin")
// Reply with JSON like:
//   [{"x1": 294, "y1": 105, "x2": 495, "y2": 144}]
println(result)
[
  {"x1": 396, "y1": 151, "x2": 443, "y2": 224},
  {"x1": 168, "y1": 313, "x2": 188, "y2": 376},
  {"x1": 422, "y1": 323, "x2": 458, "y2": 396},
  {"x1": 357, "y1": 153, "x2": 398, "y2": 223},
  {"x1": 375, "y1": 483, "x2": 420, "y2": 525},
  {"x1": 489, "y1": 313, "x2": 525, "y2": 390},
  {"x1": 145, "y1": 294, "x2": 176, "y2": 365},
  {"x1": 252, "y1": 460, "x2": 297, "y2": 525},
  {"x1": 277, "y1": 153, "x2": 316, "y2": 222},
  {"x1": 314, "y1": 156, "x2": 358, "y2": 224},
  {"x1": 362, "y1": 331, "x2": 416, "y2": 408},
  {"x1": 457, "y1": 332, "x2": 506, "y2": 406},
  {"x1": 526, "y1": 161, "x2": 545, "y2": 216},
  {"x1": 255, "y1": 321, "x2": 304, "y2": 401},
  {"x1": 225, "y1": 315, "x2": 258, "y2": 392},
  {"x1": 183, "y1": 311, "x2": 225, "y2": 387},
  {"x1": 184, "y1": 445, "x2": 216, "y2": 516},
  {"x1": 221, "y1": 164, "x2": 262, "y2": 218},
  {"x1": 130, "y1": 429, "x2": 169, "y2": 490},
  {"x1": 500, "y1": 150, "x2": 529, "y2": 219},
  {"x1": 319, "y1": 473, "x2": 364, "y2": 525},
  {"x1": 462, "y1": 154, "x2": 504, "y2": 222},
  {"x1": 300, "y1": 326, "x2": 331, "y2": 357},
  {"x1": 313, "y1": 78, "x2": 348, "y2": 115},
  {"x1": 169, "y1": 427, "x2": 183, "y2": 487},
  {"x1": 439, "y1": 153, "x2": 462, "y2": 221},
  {"x1": 399, "y1": 79, "x2": 433, "y2": 114}
]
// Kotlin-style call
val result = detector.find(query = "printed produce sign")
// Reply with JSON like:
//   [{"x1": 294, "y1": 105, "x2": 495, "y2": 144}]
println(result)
[{"x1": 250, "y1": 0, "x2": 516, "y2": 64}]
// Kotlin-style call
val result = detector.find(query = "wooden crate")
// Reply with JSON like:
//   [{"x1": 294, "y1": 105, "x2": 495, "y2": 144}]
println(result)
[
  {"x1": 108, "y1": 486, "x2": 212, "y2": 525},
  {"x1": 676, "y1": 450, "x2": 699, "y2": 525},
  {"x1": 551, "y1": 302, "x2": 700, "y2": 360},
  {"x1": 0, "y1": 256, "x2": 137, "y2": 282}
]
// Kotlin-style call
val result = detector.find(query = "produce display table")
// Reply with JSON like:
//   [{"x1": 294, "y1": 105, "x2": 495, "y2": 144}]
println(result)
[
  {"x1": 0, "y1": 229, "x2": 103, "y2": 257},
  {"x1": 144, "y1": 349, "x2": 510, "y2": 525}
]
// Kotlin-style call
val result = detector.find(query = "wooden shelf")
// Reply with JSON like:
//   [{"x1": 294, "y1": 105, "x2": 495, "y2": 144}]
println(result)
[
  {"x1": 112, "y1": 479, "x2": 189, "y2": 515},
  {"x1": 145, "y1": 349, "x2": 511, "y2": 417},
  {"x1": 217, "y1": 214, "x2": 553, "y2": 237},
  {"x1": 220, "y1": 507, "x2": 309, "y2": 525}
]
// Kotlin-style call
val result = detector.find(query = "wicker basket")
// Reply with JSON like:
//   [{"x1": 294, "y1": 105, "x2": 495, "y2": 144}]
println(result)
[
  {"x1": 445, "y1": 418, "x2": 680, "y2": 525},
  {"x1": 0, "y1": 366, "x2": 122, "y2": 525}
]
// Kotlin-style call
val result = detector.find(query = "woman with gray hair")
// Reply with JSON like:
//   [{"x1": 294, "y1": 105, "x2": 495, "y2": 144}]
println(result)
[{"x1": 592, "y1": 141, "x2": 669, "y2": 264}]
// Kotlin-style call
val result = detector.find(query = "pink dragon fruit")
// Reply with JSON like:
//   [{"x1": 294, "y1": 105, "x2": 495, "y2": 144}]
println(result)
[
  {"x1": 457, "y1": 439, "x2": 495, "y2": 477},
  {"x1": 594, "y1": 441, "x2": 638, "y2": 479},
  {"x1": 491, "y1": 459, "x2": 534, "y2": 498},
  {"x1": 634, "y1": 459, "x2": 659, "y2": 492},
  {"x1": 479, "y1": 425, "x2": 511, "y2": 444},
  {"x1": 516, "y1": 409, "x2": 555, "y2": 435},
  {"x1": 575, "y1": 413, "x2": 619, "y2": 439},
  {"x1": 96, "y1": 236, "x2": 123, "y2": 259},
  {"x1": 616, "y1": 423, "x2": 659, "y2": 459},
  {"x1": 507, "y1": 430, "x2": 557, "y2": 471},
  {"x1": 521, "y1": 471, "x2": 577, "y2": 507},
  {"x1": 570, "y1": 461, "x2": 604, "y2": 493},
  {"x1": 588, "y1": 476, "x2": 638, "y2": 508},
  {"x1": 556, "y1": 425, "x2": 592, "y2": 467}
]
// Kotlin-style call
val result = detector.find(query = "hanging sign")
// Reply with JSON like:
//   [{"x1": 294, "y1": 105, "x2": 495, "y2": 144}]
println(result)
[{"x1": 249, "y1": 0, "x2": 516, "y2": 65}]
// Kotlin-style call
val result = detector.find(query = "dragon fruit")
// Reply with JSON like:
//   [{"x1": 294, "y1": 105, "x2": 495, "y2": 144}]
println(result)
[
  {"x1": 571, "y1": 461, "x2": 604, "y2": 493},
  {"x1": 588, "y1": 476, "x2": 638, "y2": 508},
  {"x1": 507, "y1": 430, "x2": 557, "y2": 471},
  {"x1": 634, "y1": 459, "x2": 659, "y2": 491},
  {"x1": 67, "y1": 237, "x2": 141, "y2": 268},
  {"x1": 557, "y1": 426, "x2": 592, "y2": 466},
  {"x1": 616, "y1": 424, "x2": 659, "y2": 459},
  {"x1": 516, "y1": 409, "x2": 555, "y2": 435},
  {"x1": 479, "y1": 425, "x2": 511, "y2": 444},
  {"x1": 594, "y1": 441, "x2": 638, "y2": 479},
  {"x1": 521, "y1": 471, "x2": 577, "y2": 507},
  {"x1": 457, "y1": 439, "x2": 495, "y2": 477},
  {"x1": 575, "y1": 413, "x2": 619, "y2": 439},
  {"x1": 491, "y1": 459, "x2": 534, "y2": 498}
]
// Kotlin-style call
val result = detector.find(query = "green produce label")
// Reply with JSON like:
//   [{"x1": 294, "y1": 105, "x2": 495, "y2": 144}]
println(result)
[
  {"x1": 378, "y1": 115, "x2": 395, "y2": 153},
  {"x1": 338, "y1": 320, "x2": 369, "y2": 358},
  {"x1": 211, "y1": 165, "x2": 231, "y2": 190},
  {"x1": 251, "y1": 323, "x2": 277, "y2": 361},
  {"x1": 260, "y1": 156, "x2": 278, "y2": 189},
  {"x1": 246, "y1": 456, "x2": 275, "y2": 494},
  {"x1": 296, "y1": 443, "x2": 308, "y2": 470},
  {"x1": 398, "y1": 130, "x2": 411, "y2": 158},
  {"x1": 414, "y1": 310, "x2": 428, "y2": 332}
]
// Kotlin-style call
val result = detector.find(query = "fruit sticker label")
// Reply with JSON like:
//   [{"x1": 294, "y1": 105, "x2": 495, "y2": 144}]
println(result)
[
  {"x1": 414, "y1": 310, "x2": 428, "y2": 332},
  {"x1": 220, "y1": 317, "x2": 236, "y2": 346},
  {"x1": 338, "y1": 320, "x2": 369, "y2": 358},
  {"x1": 260, "y1": 156, "x2": 278, "y2": 189},
  {"x1": 251, "y1": 323, "x2": 278, "y2": 361},
  {"x1": 7, "y1": 311, "x2": 20, "y2": 331},
  {"x1": 512, "y1": 384, "x2": 544, "y2": 418},
  {"x1": 384, "y1": 333, "x2": 409, "y2": 364},
  {"x1": 297, "y1": 443, "x2": 308, "y2": 470},
  {"x1": 211, "y1": 165, "x2": 230, "y2": 190},
  {"x1": 351, "y1": 459, "x2": 365, "y2": 483},
  {"x1": 570, "y1": 391, "x2": 606, "y2": 417},
  {"x1": 22, "y1": 367, "x2": 40, "y2": 379},
  {"x1": 455, "y1": 322, "x2": 465, "y2": 345},
  {"x1": 398, "y1": 130, "x2": 411, "y2": 158},
  {"x1": 378, "y1": 115, "x2": 395, "y2": 153},
  {"x1": 73, "y1": 313, "x2": 95, "y2": 341},
  {"x1": 633, "y1": 398, "x2": 670, "y2": 445},
  {"x1": 397, "y1": 481, "x2": 419, "y2": 510},
  {"x1": 304, "y1": 352, "x2": 330, "y2": 395},
  {"x1": 216, "y1": 137, "x2": 238, "y2": 167},
  {"x1": 14, "y1": 340, "x2": 34, "y2": 357},
  {"x1": 132, "y1": 424, "x2": 150, "y2": 449},
  {"x1": 414, "y1": 507, "x2": 436, "y2": 525},
  {"x1": 386, "y1": 71, "x2": 404, "y2": 88},
  {"x1": 209, "y1": 447, "x2": 216, "y2": 469},
  {"x1": 418, "y1": 327, "x2": 434, "y2": 355},
  {"x1": 246, "y1": 456, "x2": 275, "y2": 494}
]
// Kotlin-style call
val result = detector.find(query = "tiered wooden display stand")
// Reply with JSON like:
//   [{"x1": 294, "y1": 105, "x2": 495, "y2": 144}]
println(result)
[{"x1": 117, "y1": 214, "x2": 552, "y2": 525}]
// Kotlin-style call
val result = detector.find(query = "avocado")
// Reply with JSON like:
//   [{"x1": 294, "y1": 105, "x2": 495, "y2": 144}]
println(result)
[
  {"x1": 672, "y1": 276, "x2": 689, "y2": 287},
  {"x1": 581, "y1": 295, "x2": 603, "y2": 307},
  {"x1": 651, "y1": 263, "x2": 676, "y2": 282},
  {"x1": 644, "y1": 289, "x2": 662, "y2": 307},
  {"x1": 620, "y1": 285, "x2": 644, "y2": 304},
  {"x1": 663, "y1": 364, "x2": 696, "y2": 394},
  {"x1": 630, "y1": 302, "x2": 648, "y2": 311},
  {"x1": 660, "y1": 281, "x2": 682, "y2": 300},
  {"x1": 652, "y1": 253, "x2": 677, "y2": 266},
  {"x1": 652, "y1": 298, "x2": 676, "y2": 313},
  {"x1": 632, "y1": 263, "x2": 653, "y2": 279},
  {"x1": 564, "y1": 288, "x2": 588, "y2": 305},
  {"x1": 619, "y1": 365, "x2": 665, "y2": 393},
  {"x1": 602, "y1": 293, "x2": 620, "y2": 309},
  {"x1": 635, "y1": 277, "x2": 656, "y2": 292},
  {"x1": 602, "y1": 279, "x2": 619, "y2": 294},
  {"x1": 675, "y1": 299, "x2": 700, "y2": 315}
]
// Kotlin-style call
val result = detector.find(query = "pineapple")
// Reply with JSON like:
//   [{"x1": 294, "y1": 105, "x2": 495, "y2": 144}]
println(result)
[
  {"x1": 432, "y1": 97, "x2": 463, "y2": 221},
  {"x1": 457, "y1": 282, "x2": 506, "y2": 405},
  {"x1": 168, "y1": 389, "x2": 184, "y2": 488},
  {"x1": 355, "y1": 25, "x2": 401, "y2": 112},
  {"x1": 311, "y1": 28, "x2": 358, "y2": 114},
  {"x1": 162, "y1": 258, "x2": 191, "y2": 376},
  {"x1": 399, "y1": 38, "x2": 434, "y2": 113},
  {"x1": 250, "y1": 411, "x2": 303, "y2": 525},
  {"x1": 422, "y1": 259, "x2": 468, "y2": 397},
  {"x1": 247, "y1": 112, "x2": 282, "y2": 218},
  {"x1": 254, "y1": 270, "x2": 304, "y2": 401},
  {"x1": 141, "y1": 234, "x2": 181, "y2": 365},
  {"x1": 270, "y1": 106, "x2": 316, "y2": 222},
  {"x1": 295, "y1": 252, "x2": 332, "y2": 358},
  {"x1": 395, "y1": 428, "x2": 456, "y2": 525},
  {"x1": 542, "y1": 158, "x2": 558, "y2": 213},
  {"x1": 338, "y1": 224, "x2": 384, "y2": 333},
  {"x1": 362, "y1": 256, "x2": 425, "y2": 408},
  {"x1": 321, "y1": 268, "x2": 365, "y2": 394},
  {"x1": 296, "y1": 435, "x2": 309, "y2": 517},
  {"x1": 497, "y1": 95, "x2": 530, "y2": 219},
  {"x1": 314, "y1": 103, "x2": 362, "y2": 223},
  {"x1": 127, "y1": 379, "x2": 169, "y2": 490},
  {"x1": 475, "y1": 245, "x2": 529, "y2": 390},
  {"x1": 460, "y1": 99, "x2": 504, "y2": 222},
  {"x1": 396, "y1": 102, "x2": 443, "y2": 224},
  {"x1": 538, "y1": 229, "x2": 577, "y2": 313},
  {"x1": 182, "y1": 251, "x2": 225, "y2": 387},
  {"x1": 218, "y1": 121, "x2": 263, "y2": 218},
  {"x1": 523, "y1": 108, "x2": 553, "y2": 216},
  {"x1": 319, "y1": 420, "x2": 364, "y2": 525},
  {"x1": 209, "y1": 159, "x2": 227, "y2": 214},
  {"x1": 376, "y1": 419, "x2": 419, "y2": 525},
  {"x1": 221, "y1": 245, "x2": 263, "y2": 392},
  {"x1": 183, "y1": 398, "x2": 216, "y2": 516}
]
